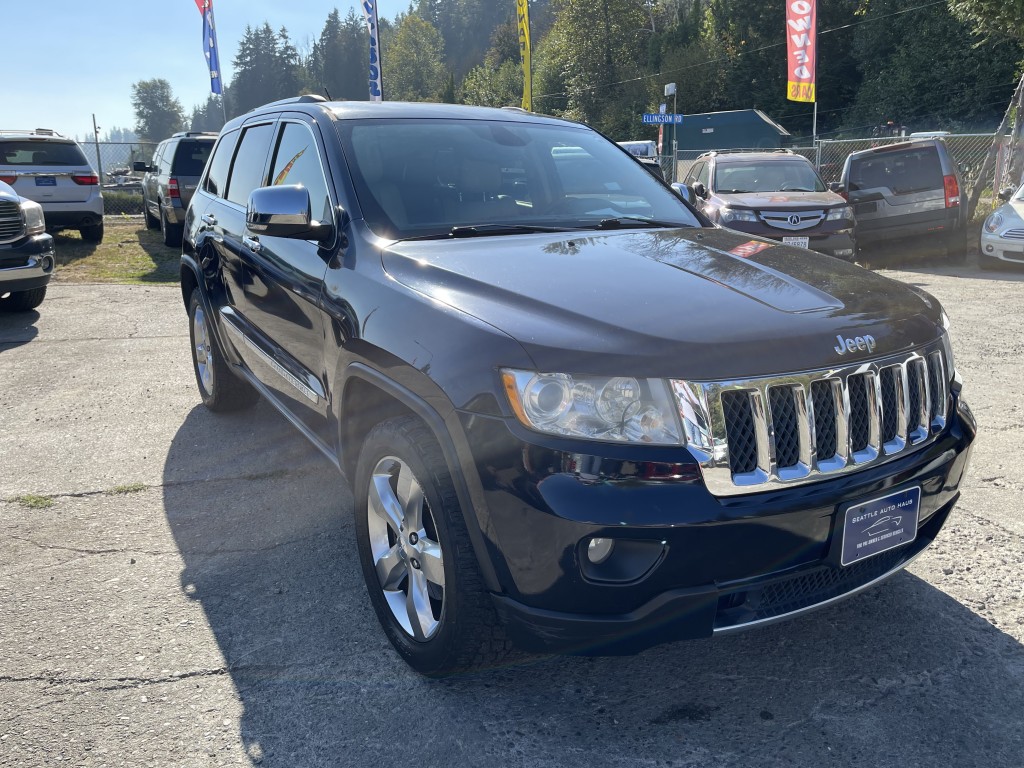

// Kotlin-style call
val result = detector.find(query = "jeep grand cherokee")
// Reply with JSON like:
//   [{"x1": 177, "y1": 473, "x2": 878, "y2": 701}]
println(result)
[{"x1": 181, "y1": 98, "x2": 975, "y2": 677}]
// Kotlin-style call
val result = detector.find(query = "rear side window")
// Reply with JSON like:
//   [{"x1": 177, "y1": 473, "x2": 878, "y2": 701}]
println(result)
[
  {"x1": 849, "y1": 147, "x2": 944, "y2": 195},
  {"x1": 226, "y1": 124, "x2": 274, "y2": 207},
  {"x1": 204, "y1": 130, "x2": 239, "y2": 198},
  {"x1": 0, "y1": 141, "x2": 88, "y2": 166},
  {"x1": 173, "y1": 140, "x2": 213, "y2": 176}
]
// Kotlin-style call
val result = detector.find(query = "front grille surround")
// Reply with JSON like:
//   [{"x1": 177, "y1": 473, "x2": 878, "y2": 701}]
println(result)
[
  {"x1": 671, "y1": 341, "x2": 950, "y2": 497},
  {"x1": 0, "y1": 200, "x2": 24, "y2": 244}
]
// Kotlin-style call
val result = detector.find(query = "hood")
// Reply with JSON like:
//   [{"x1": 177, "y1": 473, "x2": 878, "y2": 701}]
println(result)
[
  {"x1": 716, "y1": 191, "x2": 845, "y2": 210},
  {"x1": 0, "y1": 180, "x2": 19, "y2": 202},
  {"x1": 382, "y1": 228, "x2": 942, "y2": 381}
]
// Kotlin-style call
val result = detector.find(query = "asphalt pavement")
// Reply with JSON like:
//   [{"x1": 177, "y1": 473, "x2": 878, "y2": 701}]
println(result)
[{"x1": 1, "y1": 267, "x2": 1022, "y2": 767}]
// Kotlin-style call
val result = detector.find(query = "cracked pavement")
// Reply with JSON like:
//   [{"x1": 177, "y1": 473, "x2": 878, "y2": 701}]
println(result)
[{"x1": 1, "y1": 275, "x2": 1022, "y2": 767}]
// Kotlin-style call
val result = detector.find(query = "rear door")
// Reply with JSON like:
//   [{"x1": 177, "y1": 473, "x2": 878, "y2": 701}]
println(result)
[
  {"x1": 847, "y1": 145, "x2": 946, "y2": 234},
  {"x1": 0, "y1": 139, "x2": 95, "y2": 204}
]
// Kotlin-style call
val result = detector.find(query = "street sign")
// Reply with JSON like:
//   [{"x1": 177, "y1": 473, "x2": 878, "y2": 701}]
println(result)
[{"x1": 642, "y1": 113, "x2": 683, "y2": 124}]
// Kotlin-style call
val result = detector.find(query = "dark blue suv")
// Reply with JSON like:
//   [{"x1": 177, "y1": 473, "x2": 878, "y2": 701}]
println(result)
[{"x1": 181, "y1": 97, "x2": 975, "y2": 676}]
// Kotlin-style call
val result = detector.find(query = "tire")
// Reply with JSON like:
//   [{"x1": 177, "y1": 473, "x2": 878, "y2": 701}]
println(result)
[
  {"x1": 143, "y1": 196, "x2": 159, "y2": 229},
  {"x1": 161, "y1": 206, "x2": 183, "y2": 248},
  {"x1": 353, "y1": 416, "x2": 513, "y2": 677},
  {"x1": 80, "y1": 222, "x2": 104, "y2": 243},
  {"x1": 979, "y1": 254, "x2": 1001, "y2": 271},
  {"x1": 188, "y1": 289, "x2": 259, "y2": 412},
  {"x1": 0, "y1": 286, "x2": 46, "y2": 312}
]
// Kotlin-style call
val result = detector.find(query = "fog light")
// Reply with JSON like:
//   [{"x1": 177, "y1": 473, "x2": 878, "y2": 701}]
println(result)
[
  {"x1": 587, "y1": 537, "x2": 614, "y2": 564},
  {"x1": 985, "y1": 244, "x2": 994, "y2": 253}
]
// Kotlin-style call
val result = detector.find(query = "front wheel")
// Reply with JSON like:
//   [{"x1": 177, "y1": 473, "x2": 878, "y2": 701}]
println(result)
[
  {"x1": 188, "y1": 290, "x2": 259, "y2": 412},
  {"x1": 353, "y1": 416, "x2": 513, "y2": 677},
  {"x1": 0, "y1": 286, "x2": 46, "y2": 312}
]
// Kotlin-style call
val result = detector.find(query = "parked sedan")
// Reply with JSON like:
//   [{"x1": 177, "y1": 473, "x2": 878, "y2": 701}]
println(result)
[{"x1": 980, "y1": 184, "x2": 1024, "y2": 270}]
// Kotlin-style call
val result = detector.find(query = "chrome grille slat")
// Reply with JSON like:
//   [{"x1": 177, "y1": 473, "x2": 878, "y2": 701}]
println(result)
[
  {"x1": 673, "y1": 342, "x2": 951, "y2": 497},
  {"x1": 1001, "y1": 228, "x2": 1024, "y2": 240}
]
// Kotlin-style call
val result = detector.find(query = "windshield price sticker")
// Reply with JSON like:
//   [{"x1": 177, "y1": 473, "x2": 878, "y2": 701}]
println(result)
[{"x1": 841, "y1": 486, "x2": 920, "y2": 566}]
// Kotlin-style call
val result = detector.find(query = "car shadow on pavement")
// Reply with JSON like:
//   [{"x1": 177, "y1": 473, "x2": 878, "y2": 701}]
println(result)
[
  {"x1": 163, "y1": 405, "x2": 1024, "y2": 768},
  {"x1": 0, "y1": 308, "x2": 39, "y2": 351}
]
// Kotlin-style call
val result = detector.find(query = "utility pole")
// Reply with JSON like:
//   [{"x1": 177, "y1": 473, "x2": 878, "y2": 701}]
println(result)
[
  {"x1": 665, "y1": 82, "x2": 677, "y2": 183},
  {"x1": 91, "y1": 114, "x2": 104, "y2": 184}
]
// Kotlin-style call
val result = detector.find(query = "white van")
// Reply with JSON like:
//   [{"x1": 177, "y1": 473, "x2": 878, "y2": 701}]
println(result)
[{"x1": 617, "y1": 140, "x2": 658, "y2": 158}]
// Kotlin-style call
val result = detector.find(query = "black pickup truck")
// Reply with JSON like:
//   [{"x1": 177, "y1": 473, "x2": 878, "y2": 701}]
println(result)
[{"x1": 180, "y1": 99, "x2": 976, "y2": 676}]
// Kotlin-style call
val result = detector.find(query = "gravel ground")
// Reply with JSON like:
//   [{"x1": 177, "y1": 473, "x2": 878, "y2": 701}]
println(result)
[{"x1": 1, "y1": 263, "x2": 1022, "y2": 768}]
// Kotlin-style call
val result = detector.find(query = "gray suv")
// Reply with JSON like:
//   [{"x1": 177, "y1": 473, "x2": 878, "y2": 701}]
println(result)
[
  {"x1": 135, "y1": 132, "x2": 216, "y2": 247},
  {"x1": 837, "y1": 138, "x2": 967, "y2": 262}
]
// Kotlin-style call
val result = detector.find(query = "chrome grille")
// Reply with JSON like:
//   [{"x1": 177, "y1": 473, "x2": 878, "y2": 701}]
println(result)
[
  {"x1": 0, "y1": 200, "x2": 24, "y2": 244},
  {"x1": 1001, "y1": 228, "x2": 1024, "y2": 240},
  {"x1": 759, "y1": 210, "x2": 825, "y2": 231},
  {"x1": 671, "y1": 342, "x2": 951, "y2": 497}
]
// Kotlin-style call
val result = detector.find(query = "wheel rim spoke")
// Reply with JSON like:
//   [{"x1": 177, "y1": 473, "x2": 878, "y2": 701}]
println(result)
[
  {"x1": 369, "y1": 472, "x2": 404, "y2": 534},
  {"x1": 374, "y1": 545, "x2": 407, "y2": 591},
  {"x1": 396, "y1": 463, "x2": 425, "y2": 533},
  {"x1": 418, "y1": 540, "x2": 445, "y2": 589},
  {"x1": 405, "y1": 567, "x2": 438, "y2": 641}
]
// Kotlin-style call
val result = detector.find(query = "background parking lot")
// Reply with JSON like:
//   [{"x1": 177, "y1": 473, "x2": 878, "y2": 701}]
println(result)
[{"x1": 1, "y1": 263, "x2": 1022, "y2": 767}]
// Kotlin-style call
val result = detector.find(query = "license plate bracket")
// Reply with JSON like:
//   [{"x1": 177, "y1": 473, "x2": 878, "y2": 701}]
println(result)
[
  {"x1": 782, "y1": 236, "x2": 809, "y2": 249},
  {"x1": 840, "y1": 487, "x2": 920, "y2": 567}
]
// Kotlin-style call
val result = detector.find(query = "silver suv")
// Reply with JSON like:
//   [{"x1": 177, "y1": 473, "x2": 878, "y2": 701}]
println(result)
[
  {"x1": 0, "y1": 129, "x2": 105, "y2": 242},
  {"x1": 135, "y1": 132, "x2": 216, "y2": 247}
]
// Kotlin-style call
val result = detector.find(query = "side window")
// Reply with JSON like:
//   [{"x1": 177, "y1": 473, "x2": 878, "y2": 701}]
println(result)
[
  {"x1": 696, "y1": 162, "x2": 710, "y2": 188},
  {"x1": 268, "y1": 122, "x2": 332, "y2": 223},
  {"x1": 151, "y1": 144, "x2": 163, "y2": 169},
  {"x1": 204, "y1": 130, "x2": 240, "y2": 198},
  {"x1": 158, "y1": 142, "x2": 174, "y2": 175},
  {"x1": 225, "y1": 123, "x2": 275, "y2": 207},
  {"x1": 684, "y1": 161, "x2": 703, "y2": 185}
]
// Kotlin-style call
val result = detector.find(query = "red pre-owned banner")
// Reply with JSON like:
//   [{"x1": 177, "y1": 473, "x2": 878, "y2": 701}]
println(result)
[{"x1": 786, "y1": 0, "x2": 816, "y2": 102}]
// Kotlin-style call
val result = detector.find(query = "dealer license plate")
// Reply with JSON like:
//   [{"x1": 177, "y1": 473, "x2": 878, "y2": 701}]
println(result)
[
  {"x1": 34, "y1": 176, "x2": 57, "y2": 186},
  {"x1": 840, "y1": 486, "x2": 920, "y2": 566},
  {"x1": 782, "y1": 236, "x2": 809, "y2": 249}
]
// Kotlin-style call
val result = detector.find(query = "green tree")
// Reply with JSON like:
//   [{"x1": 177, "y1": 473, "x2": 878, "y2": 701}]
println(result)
[
  {"x1": 131, "y1": 79, "x2": 186, "y2": 141},
  {"x1": 949, "y1": 0, "x2": 1024, "y2": 41},
  {"x1": 383, "y1": 14, "x2": 447, "y2": 101}
]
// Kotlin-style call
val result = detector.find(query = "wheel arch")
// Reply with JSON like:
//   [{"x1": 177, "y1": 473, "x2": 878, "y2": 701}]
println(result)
[{"x1": 340, "y1": 363, "x2": 502, "y2": 593}]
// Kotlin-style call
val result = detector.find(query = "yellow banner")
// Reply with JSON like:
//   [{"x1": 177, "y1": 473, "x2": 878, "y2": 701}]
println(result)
[
  {"x1": 517, "y1": 0, "x2": 532, "y2": 111},
  {"x1": 787, "y1": 81, "x2": 816, "y2": 103}
]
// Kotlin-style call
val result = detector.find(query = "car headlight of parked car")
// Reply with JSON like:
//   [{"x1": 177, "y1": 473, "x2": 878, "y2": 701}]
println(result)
[
  {"x1": 501, "y1": 369, "x2": 684, "y2": 445},
  {"x1": 826, "y1": 205, "x2": 854, "y2": 221},
  {"x1": 21, "y1": 200, "x2": 46, "y2": 236},
  {"x1": 718, "y1": 207, "x2": 758, "y2": 224},
  {"x1": 984, "y1": 212, "x2": 1003, "y2": 234}
]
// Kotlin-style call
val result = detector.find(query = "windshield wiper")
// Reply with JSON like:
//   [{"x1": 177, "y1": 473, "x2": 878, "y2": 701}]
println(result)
[
  {"x1": 449, "y1": 223, "x2": 573, "y2": 237},
  {"x1": 591, "y1": 216, "x2": 692, "y2": 230}
]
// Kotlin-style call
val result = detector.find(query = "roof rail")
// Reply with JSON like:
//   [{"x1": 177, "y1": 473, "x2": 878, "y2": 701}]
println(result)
[
  {"x1": 698, "y1": 148, "x2": 795, "y2": 158},
  {"x1": 170, "y1": 131, "x2": 220, "y2": 138},
  {"x1": 0, "y1": 128, "x2": 66, "y2": 138},
  {"x1": 248, "y1": 94, "x2": 328, "y2": 113}
]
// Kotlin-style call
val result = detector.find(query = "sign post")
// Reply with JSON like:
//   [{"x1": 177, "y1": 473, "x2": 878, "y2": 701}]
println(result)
[{"x1": 664, "y1": 83, "x2": 677, "y2": 182}]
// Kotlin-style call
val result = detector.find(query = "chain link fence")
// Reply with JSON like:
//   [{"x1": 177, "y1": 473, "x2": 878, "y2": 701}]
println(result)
[{"x1": 85, "y1": 142, "x2": 157, "y2": 216}]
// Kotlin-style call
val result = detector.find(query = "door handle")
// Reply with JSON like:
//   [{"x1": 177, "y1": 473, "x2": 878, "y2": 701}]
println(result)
[
  {"x1": 242, "y1": 235, "x2": 262, "y2": 253},
  {"x1": 201, "y1": 214, "x2": 217, "y2": 226}
]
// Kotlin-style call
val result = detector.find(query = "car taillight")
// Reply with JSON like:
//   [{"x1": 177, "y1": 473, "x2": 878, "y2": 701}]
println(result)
[
  {"x1": 943, "y1": 175, "x2": 960, "y2": 208},
  {"x1": 169, "y1": 178, "x2": 180, "y2": 199},
  {"x1": 71, "y1": 173, "x2": 99, "y2": 185},
  {"x1": 0, "y1": 174, "x2": 15, "y2": 184}
]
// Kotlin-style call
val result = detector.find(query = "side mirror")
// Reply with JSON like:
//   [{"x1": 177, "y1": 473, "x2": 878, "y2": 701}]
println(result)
[
  {"x1": 671, "y1": 183, "x2": 695, "y2": 207},
  {"x1": 998, "y1": 187, "x2": 1015, "y2": 202},
  {"x1": 691, "y1": 181, "x2": 706, "y2": 199},
  {"x1": 828, "y1": 181, "x2": 845, "y2": 194},
  {"x1": 133, "y1": 162, "x2": 151, "y2": 173},
  {"x1": 247, "y1": 185, "x2": 335, "y2": 242}
]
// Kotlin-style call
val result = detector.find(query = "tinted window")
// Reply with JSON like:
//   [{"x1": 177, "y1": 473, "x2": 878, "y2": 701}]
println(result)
[
  {"x1": 683, "y1": 162, "x2": 702, "y2": 185},
  {"x1": 849, "y1": 147, "x2": 943, "y2": 195},
  {"x1": 714, "y1": 159, "x2": 825, "y2": 193},
  {"x1": 696, "y1": 162, "x2": 710, "y2": 187},
  {"x1": 225, "y1": 124, "x2": 274, "y2": 207},
  {"x1": 204, "y1": 130, "x2": 239, "y2": 198},
  {"x1": 269, "y1": 122, "x2": 332, "y2": 223},
  {"x1": 0, "y1": 141, "x2": 89, "y2": 166},
  {"x1": 340, "y1": 119, "x2": 700, "y2": 238},
  {"x1": 173, "y1": 140, "x2": 214, "y2": 176}
]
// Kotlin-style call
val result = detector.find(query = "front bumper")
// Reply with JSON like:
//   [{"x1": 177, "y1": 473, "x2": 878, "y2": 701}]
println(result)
[
  {"x1": 461, "y1": 392, "x2": 975, "y2": 654},
  {"x1": 0, "y1": 233, "x2": 56, "y2": 293},
  {"x1": 979, "y1": 232, "x2": 1024, "y2": 265},
  {"x1": 721, "y1": 221, "x2": 856, "y2": 259}
]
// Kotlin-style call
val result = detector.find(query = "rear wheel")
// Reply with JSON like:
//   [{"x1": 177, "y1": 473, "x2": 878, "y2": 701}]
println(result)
[
  {"x1": 0, "y1": 286, "x2": 46, "y2": 312},
  {"x1": 80, "y1": 222, "x2": 104, "y2": 242},
  {"x1": 353, "y1": 416, "x2": 513, "y2": 677},
  {"x1": 188, "y1": 289, "x2": 259, "y2": 412},
  {"x1": 143, "y1": 196, "x2": 159, "y2": 229},
  {"x1": 161, "y1": 206, "x2": 183, "y2": 248}
]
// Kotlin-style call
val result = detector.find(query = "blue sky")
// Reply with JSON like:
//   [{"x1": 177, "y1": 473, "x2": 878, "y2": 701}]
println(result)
[{"x1": 3, "y1": 1, "x2": 407, "y2": 141}]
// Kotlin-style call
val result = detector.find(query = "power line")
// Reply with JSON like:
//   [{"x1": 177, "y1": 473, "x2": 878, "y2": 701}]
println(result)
[{"x1": 533, "y1": 0, "x2": 948, "y2": 102}]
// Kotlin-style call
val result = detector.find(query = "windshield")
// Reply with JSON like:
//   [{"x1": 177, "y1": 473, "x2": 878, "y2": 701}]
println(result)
[
  {"x1": 713, "y1": 159, "x2": 826, "y2": 193},
  {"x1": 337, "y1": 118, "x2": 700, "y2": 239},
  {"x1": 0, "y1": 140, "x2": 89, "y2": 167}
]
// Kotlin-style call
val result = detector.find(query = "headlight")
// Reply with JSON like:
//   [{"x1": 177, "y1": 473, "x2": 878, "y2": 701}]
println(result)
[
  {"x1": 826, "y1": 205, "x2": 853, "y2": 221},
  {"x1": 984, "y1": 212, "x2": 1003, "y2": 234},
  {"x1": 939, "y1": 307, "x2": 956, "y2": 377},
  {"x1": 501, "y1": 369, "x2": 683, "y2": 445},
  {"x1": 719, "y1": 207, "x2": 758, "y2": 224},
  {"x1": 20, "y1": 200, "x2": 45, "y2": 235}
]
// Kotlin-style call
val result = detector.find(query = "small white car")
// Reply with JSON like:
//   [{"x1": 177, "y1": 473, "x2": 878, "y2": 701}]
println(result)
[
  {"x1": 0, "y1": 129, "x2": 104, "y2": 242},
  {"x1": 980, "y1": 183, "x2": 1024, "y2": 270}
]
